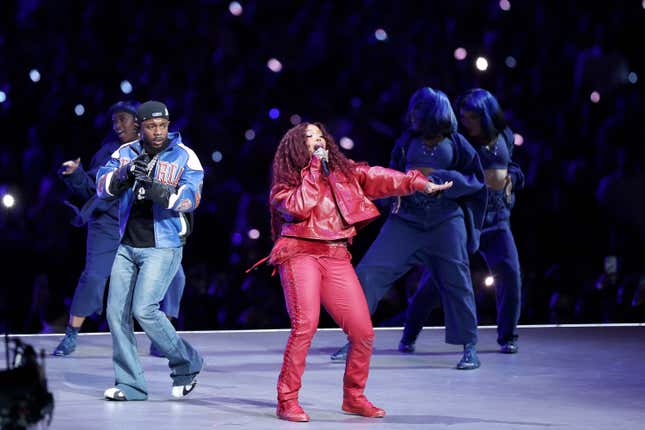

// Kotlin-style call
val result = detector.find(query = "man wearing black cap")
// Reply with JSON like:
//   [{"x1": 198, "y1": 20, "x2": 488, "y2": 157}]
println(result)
[
  {"x1": 52, "y1": 101, "x2": 188, "y2": 358},
  {"x1": 97, "y1": 100, "x2": 204, "y2": 401}
]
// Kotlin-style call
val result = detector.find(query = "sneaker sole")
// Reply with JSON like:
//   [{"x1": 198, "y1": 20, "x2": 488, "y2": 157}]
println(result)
[
  {"x1": 456, "y1": 363, "x2": 481, "y2": 370},
  {"x1": 172, "y1": 380, "x2": 197, "y2": 398}
]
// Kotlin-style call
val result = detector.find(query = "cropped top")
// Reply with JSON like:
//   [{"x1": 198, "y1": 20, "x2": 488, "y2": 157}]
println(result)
[
  {"x1": 475, "y1": 134, "x2": 510, "y2": 170},
  {"x1": 405, "y1": 137, "x2": 454, "y2": 171}
]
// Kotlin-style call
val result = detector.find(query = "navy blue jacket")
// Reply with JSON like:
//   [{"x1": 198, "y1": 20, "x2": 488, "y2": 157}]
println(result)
[
  {"x1": 60, "y1": 138, "x2": 121, "y2": 232},
  {"x1": 388, "y1": 132, "x2": 487, "y2": 254}
]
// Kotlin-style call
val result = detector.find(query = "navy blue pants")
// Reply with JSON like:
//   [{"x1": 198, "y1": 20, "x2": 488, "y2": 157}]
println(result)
[
  {"x1": 403, "y1": 219, "x2": 521, "y2": 345},
  {"x1": 480, "y1": 222, "x2": 521, "y2": 343},
  {"x1": 357, "y1": 214, "x2": 478, "y2": 345},
  {"x1": 69, "y1": 224, "x2": 185, "y2": 319}
]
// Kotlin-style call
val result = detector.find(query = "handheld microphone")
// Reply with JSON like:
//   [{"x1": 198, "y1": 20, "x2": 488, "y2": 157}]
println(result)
[
  {"x1": 321, "y1": 159, "x2": 330, "y2": 177},
  {"x1": 314, "y1": 145, "x2": 330, "y2": 177},
  {"x1": 132, "y1": 149, "x2": 150, "y2": 199}
]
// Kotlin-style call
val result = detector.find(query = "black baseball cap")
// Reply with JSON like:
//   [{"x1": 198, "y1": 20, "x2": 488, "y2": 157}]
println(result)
[{"x1": 137, "y1": 100, "x2": 170, "y2": 122}]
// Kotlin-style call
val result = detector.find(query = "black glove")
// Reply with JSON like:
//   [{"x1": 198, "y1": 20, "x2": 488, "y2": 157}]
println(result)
[
  {"x1": 113, "y1": 153, "x2": 148, "y2": 183},
  {"x1": 131, "y1": 154, "x2": 151, "y2": 179},
  {"x1": 110, "y1": 153, "x2": 150, "y2": 195},
  {"x1": 135, "y1": 177, "x2": 175, "y2": 207}
]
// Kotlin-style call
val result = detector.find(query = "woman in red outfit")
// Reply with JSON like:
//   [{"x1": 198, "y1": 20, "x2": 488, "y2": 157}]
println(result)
[{"x1": 269, "y1": 122, "x2": 452, "y2": 422}]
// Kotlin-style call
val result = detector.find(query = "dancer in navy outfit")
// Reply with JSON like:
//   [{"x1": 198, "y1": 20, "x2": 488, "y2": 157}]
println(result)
[
  {"x1": 53, "y1": 101, "x2": 186, "y2": 357},
  {"x1": 400, "y1": 88, "x2": 524, "y2": 354},
  {"x1": 330, "y1": 87, "x2": 487, "y2": 369}
]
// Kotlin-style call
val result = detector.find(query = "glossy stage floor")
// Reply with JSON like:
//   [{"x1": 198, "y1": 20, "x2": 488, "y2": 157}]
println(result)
[{"x1": 3, "y1": 324, "x2": 644, "y2": 429}]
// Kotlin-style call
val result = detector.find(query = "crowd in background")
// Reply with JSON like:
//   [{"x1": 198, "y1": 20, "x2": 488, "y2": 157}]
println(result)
[{"x1": 0, "y1": 0, "x2": 643, "y2": 333}]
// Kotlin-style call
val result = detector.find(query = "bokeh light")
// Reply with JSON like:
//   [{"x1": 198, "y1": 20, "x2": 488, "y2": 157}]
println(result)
[
  {"x1": 475, "y1": 56, "x2": 489, "y2": 71},
  {"x1": 29, "y1": 69, "x2": 41, "y2": 82},
  {"x1": 211, "y1": 151, "x2": 223, "y2": 162},
  {"x1": 229, "y1": 1, "x2": 243, "y2": 16},
  {"x1": 454, "y1": 47, "x2": 468, "y2": 61},
  {"x1": 267, "y1": 58, "x2": 282, "y2": 73},
  {"x1": 120, "y1": 80, "x2": 133, "y2": 94}
]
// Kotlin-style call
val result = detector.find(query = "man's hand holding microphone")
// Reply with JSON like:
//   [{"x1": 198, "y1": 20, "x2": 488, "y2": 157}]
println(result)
[{"x1": 131, "y1": 154, "x2": 176, "y2": 208}]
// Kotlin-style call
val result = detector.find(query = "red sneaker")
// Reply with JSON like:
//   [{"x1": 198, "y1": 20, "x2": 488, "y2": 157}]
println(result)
[
  {"x1": 342, "y1": 396, "x2": 386, "y2": 418},
  {"x1": 277, "y1": 400, "x2": 310, "y2": 422}
]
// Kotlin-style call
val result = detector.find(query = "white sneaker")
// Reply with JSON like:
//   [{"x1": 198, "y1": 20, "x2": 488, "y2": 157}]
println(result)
[
  {"x1": 104, "y1": 387, "x2": 127, "y2": 401},
  {"x1": 171, "y1": 380, "x2": 197, "y2": 398}
]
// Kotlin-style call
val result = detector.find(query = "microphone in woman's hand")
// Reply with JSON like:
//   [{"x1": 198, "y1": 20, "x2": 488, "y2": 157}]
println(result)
[{"x1": 313, "y1": 145, "x2": 330, "y2": 176}]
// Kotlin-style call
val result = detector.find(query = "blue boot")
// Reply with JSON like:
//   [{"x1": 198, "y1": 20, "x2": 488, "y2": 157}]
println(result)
[
  {"x1": 53, "y1": 326, "x2": 80, "y2": 356},
  {"x1": 456, "y1": 343, "x2": 480, "y2": 370},
  {"x1": 330, "y1": 343, "x2": 349, "y2": 361},
  {"x1": 500, "y1": 340, "x2": 519, "y2": 354},
  {"x1": 398, "y1": 339, "x2": 415, "y2": 353}
]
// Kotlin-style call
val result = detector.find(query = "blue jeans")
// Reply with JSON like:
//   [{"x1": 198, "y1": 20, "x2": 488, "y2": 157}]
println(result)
[
  {"x1": 70, "y1": 223, "x2": 186, "y2": 319},
  {"x1": 160, "y1": 264, "x2": 186, "y2": 319},
  {"x1": 106, "y1": 244, "x2": 202, "y2": 400}
]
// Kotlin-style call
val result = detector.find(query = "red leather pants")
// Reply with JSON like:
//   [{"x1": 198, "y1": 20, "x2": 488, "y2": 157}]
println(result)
[{"x1": 277, "y1": 253, "x2": 374, "y2": 402}]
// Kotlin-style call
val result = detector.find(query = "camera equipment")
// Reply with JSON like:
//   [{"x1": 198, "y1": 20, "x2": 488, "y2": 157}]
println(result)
[{"x1": 0, "y1": 332, "x2": 54, "y2": 429}]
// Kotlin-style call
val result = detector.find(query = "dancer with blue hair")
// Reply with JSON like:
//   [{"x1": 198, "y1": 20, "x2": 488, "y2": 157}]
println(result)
[
  {"x1": 400, "y1": 88, "x2": 524, "y2": 354},
  {"x1": 330, "y1": 87, "x2": 487, "y2": 369}
]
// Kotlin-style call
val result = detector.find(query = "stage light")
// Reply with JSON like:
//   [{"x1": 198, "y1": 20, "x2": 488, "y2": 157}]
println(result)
[
  {"x1": 29, "y1": 69, "x2": 41, "y2": 82},
  {"x1": 74, "y1": 104, "x2": 85, "y2": 116},
  {"x1": 350, "y1": 97, "x2": 362, "y2": 109},
  {"x1": 269, "y1": 108, "x2": 280, "y2": 119},
  {"x1": 229, "y1": 1, "x2": 243, "y2": 16},
  {"x1": 484, "y1": 276, "x2": 494, "y2": 287},
  {"x1": 499, "y1": 0, "x2": 511, "y2": 11},
  {"x1": 475, "y1": 57, "x2": 489, "y2": 71},
  {"x1": 339, "y1": 137, "x2": 354, "y2": 150},
  {"x1": 590, "y1": 91, "x2": 600, "y2": 103},
  {"x1": 211, "y1": 151, "x2": 223, "y2": 163},
  {"x1": 290, "y1": 114, "x2": 301, "y2": 125},
  {"x1": 248, "y1": 228, "x2": 260, "y2": 240},
  {"x1": 505, "y1": 56, "x2": 517, "y2": 68},
  {"x1": 513, "y1": 133, "x2": 524, "y2": 146},
  {"x1": 374, "y1": 28, "x2": 388, "y2": 41},
  {"x1": 267, "y1": 58, "x2": 282, "y2": 73},
  {"x1": 244, "y1": 129, "x2": 256, "y2": 140},
  {"x1": 2, "y1": 193, "x2": 15, "y2": 208},
  {"x1": 120, "y1": 80, "x2": 133, "y2": 94},
  {"x1": 628, "y1": 72, "x2": 638, "y2": 84},
  {"x1": 0, "y1": 91, "x2": 6, "y2": 103},
  {"x1": 454, "y1": 47, "x2": 467, "y2": 61}
]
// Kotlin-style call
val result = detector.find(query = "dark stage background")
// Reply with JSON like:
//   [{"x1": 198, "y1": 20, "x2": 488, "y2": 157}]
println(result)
[{"x1": 0, "y1": 0, "x2": 643, "y2": 334}]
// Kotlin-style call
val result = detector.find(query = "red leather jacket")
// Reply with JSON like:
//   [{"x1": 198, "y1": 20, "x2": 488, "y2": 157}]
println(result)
[{"x1": 271, "y1": 156, "x2": 428, "y2": 241}]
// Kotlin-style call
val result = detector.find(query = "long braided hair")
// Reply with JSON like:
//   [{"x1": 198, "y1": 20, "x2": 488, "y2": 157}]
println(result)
[{"x1": 270, "y1": 122, "x2": 353, "y2": 240}]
